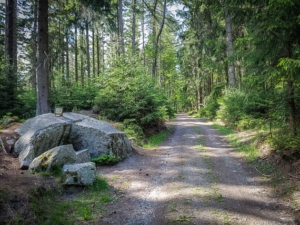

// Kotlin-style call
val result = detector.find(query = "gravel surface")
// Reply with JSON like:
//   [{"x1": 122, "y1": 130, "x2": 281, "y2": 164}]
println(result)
[{"x1": 98, "y1": 113, "x2": 295, "y2": 225}]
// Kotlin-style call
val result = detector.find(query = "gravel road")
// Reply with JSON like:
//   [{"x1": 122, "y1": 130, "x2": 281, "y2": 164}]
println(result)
[{"x1": 98, "y1": 113, "x2": 295, "y2": 224}]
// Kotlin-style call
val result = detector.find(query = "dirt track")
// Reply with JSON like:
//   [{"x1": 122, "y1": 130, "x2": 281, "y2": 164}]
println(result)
[{"x1": 99, "y1": 113, "x2": 295, "y2": 224}]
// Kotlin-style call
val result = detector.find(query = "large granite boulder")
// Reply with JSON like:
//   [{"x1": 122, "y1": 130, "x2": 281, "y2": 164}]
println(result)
[
  {"x1": 62, "y1": 162, "x2": 96, "y2": 186},
  {"x1": 14, "y1": 113, "x2": 132, "y2": 169},
  {"x1": 15, "y1": 114, "x2": 74, "y2": 169},
  {"x1": 70, "y1": 118, "x2": 132, "y2": 158},
  {"x1": 29, "y1": 144, "x2": 77, "y2": 173}
]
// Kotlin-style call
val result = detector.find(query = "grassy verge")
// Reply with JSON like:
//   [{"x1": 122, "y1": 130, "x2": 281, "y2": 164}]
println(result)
[
  {"x1": 142, "y1": 127, "x2": 172, "y2": 149},
  {"x1": 213, "y1": 124, "x2": 259, "y2": 162},
  {"x1": 27, "y1": 176, "x2": 114, "y2": 225},
  {"x1": 212, "y1": 123, "x2": 300, "y2": 215}
]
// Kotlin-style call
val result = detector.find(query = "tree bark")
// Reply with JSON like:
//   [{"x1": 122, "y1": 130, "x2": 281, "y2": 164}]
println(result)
[
  {"x1": 225, "y1": 5, "x2": 235, "y2": 87},
  {"x1": 142, "y1": 2, "x2": 145, "y2": 66},
  {"x1": 36, "y1": 0, "x2": 51, "y2": 115},
  {"x1": 96, "y1": 31, "x2": 100, "y2": 77},
  {"x1": 86, "y1": 20, "x2": 90, "y2": 79},
  {"x1": 80, "y1": 27, "x2": 84, "y2": 86},
  {"x1": 31, "y1": 0, "x2": 38, "y2": 89},
  {"x1": 152, "y1": 0, "x2": 166, "y2": 77},
  {"x1": 66, "y1": 28, "x2": 70, "y2": 84},
  {"x1": 4, "y1": 0, "x2": 17, "y2": 109},
  {"x1": 75, "y1": 22, "x2": 78, "y2": 82},
  {"x1": 92, "y1": 26, "x2": 95, "y2": 77},
  {"x1": 132, "y1": 0, "x2": 136, "y2": 52},
  {"x1": 118, "y1": 0, "x2": 125, "y2": 55},
  {"x1": 151, "y1": 0, "x2": 158, "y2": 77}
]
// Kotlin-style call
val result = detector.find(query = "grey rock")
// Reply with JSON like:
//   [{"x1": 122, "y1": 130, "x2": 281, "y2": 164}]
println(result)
[
  {"x1": 15, "y1": 113, "x2": 132, "y2": 169},
  {"x1": 16, "y1": 123, "x2": 72, "y2": 169},
  {"x1": 16, "y1": 113, "x2": 67, "y2": 136},
  {"x1": 6, "y1": 139, "x2": 15, "y2": 145},
  {"x1": 29, "y1": 144, "x2": 77, "y2": 172},
  {"x1": 63, "y1": 162, "x2": 96, "y2": 186},
  {"x1": 3, "y1": 117, "x2": 14, "y2": 125},
  {"x1": 70, "y1": 118, "x2": 133, "y2": 158},
  {"x1": 75, "y1": 149, "x2": 91, "y2": 163}
]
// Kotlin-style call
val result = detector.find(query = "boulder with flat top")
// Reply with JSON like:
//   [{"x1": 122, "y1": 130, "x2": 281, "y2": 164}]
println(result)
[{"x1": 14, "y1": 113, "x2": 132, "y2": 169}]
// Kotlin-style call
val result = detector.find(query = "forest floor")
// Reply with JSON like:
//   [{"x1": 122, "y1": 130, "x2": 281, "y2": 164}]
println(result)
[{"x1": 0, "y1": 113, "x2": 299, "y2": 224}]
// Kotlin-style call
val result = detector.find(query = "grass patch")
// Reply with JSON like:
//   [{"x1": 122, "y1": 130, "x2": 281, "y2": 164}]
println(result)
[
  {"x1": 213, "y1": 124, "x2": 258, "y2": 162},
  {"x1": 92, "y1": 154, "x2": 122, "y2": 166},
  {"x1": 213, "y1": 122, "x2": 300, "y2": 214},
  {"x1": 142, "y1": 127, "x2": 171, "y2": 149},
  {"x1": 28, "y1": 176, "x2": 113, "y2": 224},
  {"x1": 174, "y1": 215, "x2": 192, "y2": 222},
  {"x1": 212, "y1": 124, "x2": 234, "y2": 135}
]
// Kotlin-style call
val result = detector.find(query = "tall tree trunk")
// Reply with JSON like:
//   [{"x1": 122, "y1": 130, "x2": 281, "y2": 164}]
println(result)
[
  {"x1": 152, "y1": 0, "x2": 166, "y2": 77},
  {"x1": 142, "y1": 3, "x2": 145, "y2": 66},
  {"x1": 31, "y1": 0, "x2": 38, "y2": 89},
  {"x1": 102, "y1": 30, "x2": 105, "y2": 75},
  {"x1": 66, "y1": 28, "x2": 70, "y2": 84},
  {"x1": 287, "y1": 46, "x2": 297, "y2": 135},
  {"x1": 5, "y1": 0, "x2": 17, "y2": 109},
  {"x1": 151, "y1": 0, "x2": 158, "y2": 77},
  {"x1": 74, "y1": 23, "x2": 78, "y2": 82},
  {"x1": 85, "y1": 20, "x2": 90, "y2": 79},
  {"x1": 36, "y1": 0, "x2": 50, "y2": 115},
  {"x1": 80, "y1": 28, "x2": 84, "y2": 86},
  {"x1": 96, "y1": 31, "x2": 100, "y2": 77},
  {"x1": 225, "y1": 5, "x2": 235, "y2": 87},
  {"x1": 132, "y1": 0, "x2": 136, "y2": 52},
  {"x1": 92, "y1": 27, "x2": 95, "y2": 77},
  {"x1": 118, "y1": 0, "x2": 125, "y2": 55},
  {"x1": 287, "y1": 78, "x2": 297, "y2": 135}
]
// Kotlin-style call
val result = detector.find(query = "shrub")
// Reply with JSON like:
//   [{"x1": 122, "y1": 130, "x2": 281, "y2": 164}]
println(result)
[
  {"x1": 197, "y1": 83, "x2": 225, "y2": 119},
  {"x1": 91, "y1": 154, "x2": 122, "y2": 166},
  {"x1": 198, "y1": 96, "x2": 219, "y2": 119},
  {"x1": 269, "y1": 133, "x2": 300, "y2": 153},
  {"x1": 94, "y1": 74, "x2": 173, "y2": 132},
  {"x1": 217, "y1": 89, "x2": 247, "y2": 125},
  {"x1": 236, "y1": 115, "x2": 264, "y2": 131}
]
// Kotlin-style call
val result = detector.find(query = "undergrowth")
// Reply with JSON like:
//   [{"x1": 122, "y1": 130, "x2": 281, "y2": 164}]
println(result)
[
  {"x1": 27, "y1": 176, "x2": 114, "y2": 224},
  {"x1": 92, "y1": 154, "x2": 122, "y2": 166},
  {"x1": 142, "y1": 127, "x2": 172, "y2": 149},
  {"x1": 212, "y1": 123, "x2": 299, "y2": 212}
]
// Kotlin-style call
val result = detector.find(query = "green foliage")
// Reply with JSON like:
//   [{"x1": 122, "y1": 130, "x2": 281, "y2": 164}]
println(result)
[
  {"x1": 29, "y1": 187, "x2": 74, "y2": 225},
  {"x1": 27, "y1": 176, "x2": 112, "y2": 224},
  {"x1": 236, "y1": 115, "x2": 265, "y2": 131},
  {"x1": 50, "y1": 81, "x2": 98, "y2": 112},
  {"x1": 119, "y1": 119, "x2": 145, "y2": 139},
  {"x1": 91, "y1": 154, "x2": 122, "y2": 166},
  {"x1": 36, "y1": 166, "x2": 63, "y2": 178},
  {"x1": 217, "y1": 89, "x2": 247, "y2": 125},
  {"x1": 15, "y1": 89, "x2": 36, "y2": 119},
  {"x1": 94, "y1": 70, "x2": 173, "y2": 132},
  {"x1": 198, "y1": 96, "x2": 219, "y2": 119},
  {"x1": 216, "y1": 88, "x2": 273, "y2": 128},
  {"x1": 212, "y1": 124, "x2": 234, "y2": 136},
  {"x1": 197, "y1": 83, "x2": 226, "y2": 119},
  {"x1": 89, "y1": 176, "x2": 109, "y2": 191},
  {"x1": 142, "y1": 127, "x2": 171, "y2": 149},
  {"x1": 270, "y1": 134, "x2": 300, "y2": 153}
]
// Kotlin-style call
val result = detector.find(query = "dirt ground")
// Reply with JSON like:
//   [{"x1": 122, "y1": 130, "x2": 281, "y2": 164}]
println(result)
[
  {"x1": 98, "y1": 113, "x2": 297, "y2": 224},
  {"x1": 0, "y1": 113, "x2": 299, "y2": 224}
]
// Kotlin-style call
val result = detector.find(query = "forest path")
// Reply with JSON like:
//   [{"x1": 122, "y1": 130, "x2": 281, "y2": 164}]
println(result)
[{"x1": 98, "y1": 113, "x2": 295, "y2": 224}]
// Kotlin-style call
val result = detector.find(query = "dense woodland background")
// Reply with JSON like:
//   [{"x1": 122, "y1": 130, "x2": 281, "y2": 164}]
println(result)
[{"x1": 1, "y1": 0, "x2": 300, "y2": 153}]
